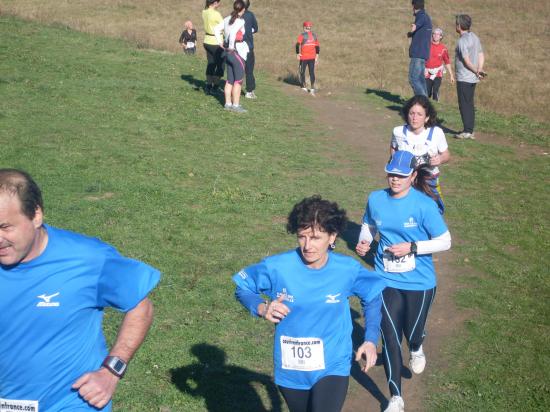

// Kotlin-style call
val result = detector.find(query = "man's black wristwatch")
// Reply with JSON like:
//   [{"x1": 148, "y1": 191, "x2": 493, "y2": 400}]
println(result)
[
  {"x1": 410, "y1": 241, "x2": 417, "y2": 255},
  {"x1": 102, "y1": 356, "x2": 127, "y2": 378}
]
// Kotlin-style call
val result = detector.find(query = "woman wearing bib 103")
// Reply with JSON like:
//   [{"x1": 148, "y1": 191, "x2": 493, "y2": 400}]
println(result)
[
  {"x1": 390, "y1": 95, "x2": 450, "y2": 214},
  {"x1": 233, "y1": 195, "x2": 386, "y2": 412},
  {"x1": 356, "y1": 151, "x2": 451, "y2": 412}
]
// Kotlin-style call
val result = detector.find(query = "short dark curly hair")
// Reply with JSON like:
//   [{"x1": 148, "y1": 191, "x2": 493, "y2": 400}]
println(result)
[
  {"x1": 286, "y1": 195, "x2": 348, "y2": 235},
  {"x1": 401, "y1": 95, "x2": 438, "y2": 128}
]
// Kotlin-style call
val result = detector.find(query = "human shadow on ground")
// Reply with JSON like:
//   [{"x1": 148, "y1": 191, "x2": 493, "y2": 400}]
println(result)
[
  {"x1": 350, "y1": 308, "x2": 387, "y2": 410},
  {"x1": 170, "y1": 343, "x2": 282, "y2": 412},
  {"x1": 180, "y1": 74, "x2": 225, "y2": 106},
  {"x1": 366, "y1": 88, "x2": 405, "y2": 113},
  {"x1": 366, "y1": 88, "x2": 461, "y2": 135},
  {"x1": 279, "y1": 66, "x2": 301, "y2": 86}
]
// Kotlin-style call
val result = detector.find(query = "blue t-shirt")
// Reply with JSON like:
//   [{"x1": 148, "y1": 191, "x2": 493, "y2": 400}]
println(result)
[
  {"x1": 363, "y1": 188, "x2": 448, "y2": 290},
  {"x1": 409, "y1": 10, "x2": 432, "y2": 60},
  {"x1": 0, "y1": 225, "x2": 161, "y2": 411},
  {"x1": 233, "y1": 249, "x2": 386, "y2": 390}
]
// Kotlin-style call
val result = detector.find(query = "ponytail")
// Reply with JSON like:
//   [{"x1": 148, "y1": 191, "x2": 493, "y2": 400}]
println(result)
[
  {"x1": 413, "y1": 165, "x2": 438, "y2": 201},
  {"x1": 229, "y1": 0, "x2": 246, "y2": 24}
]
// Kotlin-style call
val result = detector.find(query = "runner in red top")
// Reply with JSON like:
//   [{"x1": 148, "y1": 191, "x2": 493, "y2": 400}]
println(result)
[
  {"x1": 296, "y1": 21, "x2": 320, "y2": 96},
  {"x1": 424, "y1": 28, "x2": 455, "y2": 101}
]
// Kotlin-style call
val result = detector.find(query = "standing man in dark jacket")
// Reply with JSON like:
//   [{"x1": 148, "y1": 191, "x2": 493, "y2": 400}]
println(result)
[
  {"x1": 243, "y1": 0, "x2": 259, "y2": 99},
  {"x1": 407, "y1": 0, "x2": 432, "y2": 96}
]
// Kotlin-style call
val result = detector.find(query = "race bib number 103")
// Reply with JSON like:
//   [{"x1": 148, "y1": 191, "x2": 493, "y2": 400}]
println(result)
[{"x1": 280, "y1": 336, "x2": 325, "y2": 371}]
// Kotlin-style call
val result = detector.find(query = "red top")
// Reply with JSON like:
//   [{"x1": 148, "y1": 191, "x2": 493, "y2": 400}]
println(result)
[
  {"x1": 297, "y1": 32, "x2": 319, "y2": 61},
  {"x1": 425, "y1": 42, "x2": 450, "y2": 78}
]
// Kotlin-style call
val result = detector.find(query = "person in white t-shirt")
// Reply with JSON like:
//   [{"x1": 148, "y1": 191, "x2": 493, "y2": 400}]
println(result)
[{"x1": 390, "y1": 95, "x2": 450, "y2": 213}]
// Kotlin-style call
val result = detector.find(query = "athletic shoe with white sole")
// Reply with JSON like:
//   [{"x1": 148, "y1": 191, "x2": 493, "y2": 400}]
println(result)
[
  {"x1": 454, "y1": 131, "x2": 475, "y2": 140},
  {"x1": 245, "y1": 91, "x2": 257, "y2": 99},
  {"x1": 301, "y1": 87, "x2": 308, "y2": 92},
  {"x1": 309, "y1": 88, "x2": 316, "y2": 96},
  {"x1": 224, "y1": 103, "x2": 233, "y2": 111},
  {"x1": 384, "y1": 396, "x2": 404, "y2": 412},
  {"x1": 231, "y1": 105, "x2": 247, "y2": 113},
  {"x1": 409, "y1": 345, "x2": 426, "y2": 374}
]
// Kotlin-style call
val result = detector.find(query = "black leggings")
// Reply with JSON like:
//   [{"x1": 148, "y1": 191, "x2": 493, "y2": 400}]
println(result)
[
  {"x1": 299, "y1": 59, "x2": 316, "y2": 89},
  {"x1": 425, "y1": 77, "x2": 442, "y2": 101},
  {"x1": 278, "y1": 375, "x2": 349, "y2": 412},
  {"x1": 381, "y1": 287, "x2": 436, "y2": 396},
  {"x1": 203, "y1": 43, "x2": 225, "y2": 78}
]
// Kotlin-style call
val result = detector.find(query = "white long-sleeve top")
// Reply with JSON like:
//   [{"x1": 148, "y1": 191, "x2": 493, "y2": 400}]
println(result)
[
  {"x1": 359, "y1": 222, "x2": 451, "y2": 255},
  {"x1": 214, "y1": 16, "x2": 249, "y2": 60}
]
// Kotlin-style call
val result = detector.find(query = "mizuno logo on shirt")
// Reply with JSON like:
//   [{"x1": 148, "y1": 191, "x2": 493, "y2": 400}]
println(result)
[
  {"x1": 325, "y1": 293, "x2": 341, "y2": 304},
  {"x1": 37, "y1": 292, "x2": 60, "y2": 307}
]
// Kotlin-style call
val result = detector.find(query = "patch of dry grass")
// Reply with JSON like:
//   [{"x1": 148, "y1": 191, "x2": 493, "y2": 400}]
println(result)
[{"x1": 1, "y1": 0, "x2": 549, "y2": 121}]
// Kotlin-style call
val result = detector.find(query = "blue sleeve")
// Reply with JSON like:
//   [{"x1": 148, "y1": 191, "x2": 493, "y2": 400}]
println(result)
[
  {"x1": 362, "y1": 196, "x2": 375, "y2": 226},
  {"x1": 415, "y1": 13, "x2": 426, "y2": 29},
  {"x1": 235, "y1": 288, "x2": 264, "y2": 317},
  {"x1": 252, "y1": 13, "x2": 258, "y2": 33},
  {"x1": 363, "y1": 294, "x2": 382, "y2": 344},
  {"x1": 232, "y1": 261, "x2": 273, "y2": 316},
  {"x1": 422, "y1": 200, "x2": 448, "y2": 238},
  {"x1": 97, "y1": 248, "x2": 161, "y2": 312},
  {"x1": 351, "y1": 265, "x2": 386, "y2": 343}
]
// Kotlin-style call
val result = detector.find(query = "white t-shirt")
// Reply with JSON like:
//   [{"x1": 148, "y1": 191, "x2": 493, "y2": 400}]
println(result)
[
  {"x1": 214, "y1": 16, "x2": 249, "y2": 60},
  {"x1": 390, "y1": 125, "x2": 448, "y2": 175}
]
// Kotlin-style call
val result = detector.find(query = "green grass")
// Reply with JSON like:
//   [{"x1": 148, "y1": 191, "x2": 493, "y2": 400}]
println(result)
[
  {"x1": 2, "y1": 15, "x2": 549, "y2": 411},
  {"x1": 0, "y1": 15, "x2": 371, "y2": 411}
]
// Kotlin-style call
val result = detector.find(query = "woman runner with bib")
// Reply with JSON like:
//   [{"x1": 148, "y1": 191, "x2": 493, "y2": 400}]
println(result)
[
  {"x1": 390, "y1": 95, "x2": 450, "y2": 214},
  {"x1": 233, "y1": 195, "x2": 386, "y2": 412},
  {"x1": 356, "y1": 150, "x2": 451, "y2": 412}
]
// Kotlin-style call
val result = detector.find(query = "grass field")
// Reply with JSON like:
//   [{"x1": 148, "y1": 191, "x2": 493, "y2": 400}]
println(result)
[
  {"x1": 1, "y1": 0, "x2": 549, "y2": 122},
  {"x1": 1, "y1": 14, "x2": 549, "y2": 412}
]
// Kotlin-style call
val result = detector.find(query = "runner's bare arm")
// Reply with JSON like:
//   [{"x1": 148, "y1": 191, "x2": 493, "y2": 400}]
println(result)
[{"x1": 72, "y1": 298, "x2": 154, "y2": 408}]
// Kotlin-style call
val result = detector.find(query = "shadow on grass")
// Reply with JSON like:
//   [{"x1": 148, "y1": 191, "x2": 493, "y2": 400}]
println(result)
[
  {"x1": 170, "y1": 343, "x2": 282, "y2": 412},
  {"x1": 366, "y1": 88, "x2": 405, "y2": 113},
  {"x1": 278, "y1": 66, "x2": 301, "y2": 87},
  {"x1": 180, "y1": 74, "x2": 225, "y2": 106},
  {"x1": 350, "y1": 308, "x2": 387, "y2": 410}
]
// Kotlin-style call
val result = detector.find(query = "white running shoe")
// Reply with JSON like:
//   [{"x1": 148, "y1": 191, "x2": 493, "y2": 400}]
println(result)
[
  {"x1": 309, "y1": 88, "x2": 316, "y2": 96},
  {"x1": 409, "y1": 345, "x2": 426, "y2": 374},
  {"x1": 384, "y1": 396, "x2": 404, "y2": 412},
  {"x1": 245, "y1": 91, "x2": 257, "y2": 99},
  {"x1": 231, "y1": 105, "x2": 247, "y2": 113},
  {"x1": 301, "y1": 87, "x2": 308, "y2": 92}
]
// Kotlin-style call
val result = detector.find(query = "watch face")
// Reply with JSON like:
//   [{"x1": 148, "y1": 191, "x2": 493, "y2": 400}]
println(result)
[{"x1": 114, "y1": 359, "x2": 125, "y2": 372}]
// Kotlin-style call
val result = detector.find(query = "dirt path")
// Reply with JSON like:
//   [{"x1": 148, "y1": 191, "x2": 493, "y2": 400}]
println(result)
[{"x1": 280, "y1": 84, "x2": 467, "y2": 412}]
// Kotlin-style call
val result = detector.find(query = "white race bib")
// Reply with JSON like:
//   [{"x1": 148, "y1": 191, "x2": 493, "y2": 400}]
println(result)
[
  {"x1": 186, "y1": 42, "x2": 195, "y2": 48},
  {"x1": 1, "y1": 398, "x2": 39, "y2": 412},
  {"x1": 383, "y1": 251, "x2": 416, "y2": 273},
  {"x1": 280, "y1": 336, "x2": 325, "y2": 371}
]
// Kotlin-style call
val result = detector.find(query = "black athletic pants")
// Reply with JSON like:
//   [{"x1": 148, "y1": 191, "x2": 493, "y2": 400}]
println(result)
[
  {"x1": 456, "y1": 81, "x2": 477, "y2": 133},
  {"x1": 245, "y1": 49, "x2": 256, "y2": 92},
  {"x1": 203, "y1": 43, "x2": 225, "y2": 78},
  {"x1": 381, "y1": 287, "x2": 436, "y2": 396},
  {"x1": 299, "y1": 59, "x2": 316, "y2": 89},
  {"x1": 425, "y1": 77, "x2": 442, "y2": 101},
  {"x1": 278, "y1": 375, "x2": 349, "y2": 412}
]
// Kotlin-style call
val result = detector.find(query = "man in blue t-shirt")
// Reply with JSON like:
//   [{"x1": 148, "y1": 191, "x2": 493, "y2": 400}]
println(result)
[
  {"x1": 407, "y1": 0, "x2": 432, "y2": 96},
  {"x1": 0, "y1": 169, "x2": 161, "y2": 412}
]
